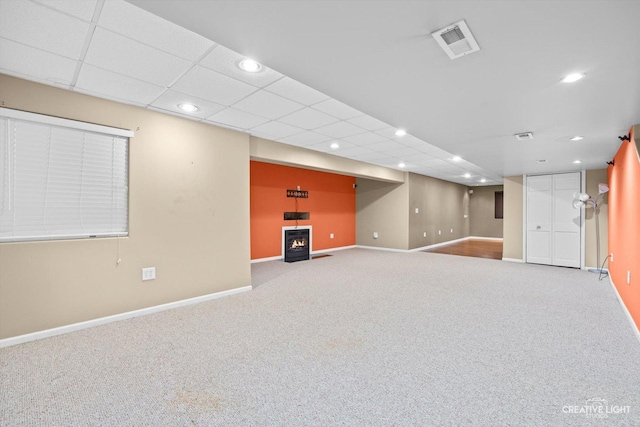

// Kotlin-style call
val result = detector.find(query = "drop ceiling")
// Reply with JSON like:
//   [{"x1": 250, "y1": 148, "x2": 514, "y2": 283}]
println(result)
[{"x1": 1, "y1": 1, "x2": 639, "y2": 186}]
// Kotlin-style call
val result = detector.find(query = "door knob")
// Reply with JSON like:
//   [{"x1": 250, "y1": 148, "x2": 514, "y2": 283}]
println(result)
[{"x1": 536, "y1": 225, "x2": 541, "y2": 230}]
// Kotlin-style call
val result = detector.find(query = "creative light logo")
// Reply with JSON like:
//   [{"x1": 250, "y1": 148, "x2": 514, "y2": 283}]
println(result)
[{"x1": 562, "y1": 398, "x2": 631, "y2": 419}]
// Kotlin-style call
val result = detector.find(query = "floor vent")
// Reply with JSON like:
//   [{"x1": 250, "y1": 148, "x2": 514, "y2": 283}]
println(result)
[{"x1": 432, "y1": 20, "x2": 480, "y2": 60}]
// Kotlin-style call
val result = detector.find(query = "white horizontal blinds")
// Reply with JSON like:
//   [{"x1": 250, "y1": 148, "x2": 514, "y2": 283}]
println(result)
[{"x1": 0, "y1": 112, "x2": 129, "y2": 242}]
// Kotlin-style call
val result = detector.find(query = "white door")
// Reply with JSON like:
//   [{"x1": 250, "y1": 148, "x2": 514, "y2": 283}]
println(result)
[{"x1": 526, "y1": 173, "x2": 581, "y2": 267}]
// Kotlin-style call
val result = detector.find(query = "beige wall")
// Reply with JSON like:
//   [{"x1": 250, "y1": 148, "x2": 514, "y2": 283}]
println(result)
[
  {"x1": 0, "y1": 75, "x2": 251, "y2": 339},
  {"x1": 469, "y1": 185, "x2": 504, "y2": 238},
  {"x1": 408, "y1": 173, "x2": 470, "y2": 249},
  {"x1": 585, "y1": 169, "x2": 608, "y2": 268},
  {"x1": 250, "y1": 137, "x2": 405, "y2": 183},
  {"x1": 503, "y1": 175, "x2": 524, "y2": 260},
  {"x1": 356, "y1": 177, "x2": 409, "y2": 250}
]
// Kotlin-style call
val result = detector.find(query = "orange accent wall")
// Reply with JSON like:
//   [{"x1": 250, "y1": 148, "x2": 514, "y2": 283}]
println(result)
[
  {"x1": 608, "y1": 126, "x2": 640, "y2": 330},
  {"x1": 250, "y1": 161, "x2": 356, "y2": 260}
]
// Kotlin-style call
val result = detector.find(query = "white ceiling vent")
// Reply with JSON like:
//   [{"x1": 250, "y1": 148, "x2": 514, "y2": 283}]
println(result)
[
  {"x1": 432, "y1": 20, "x2": 480, "y2": 60},
  {"x1": 514, "y1": 132, "x2": 534, "y2": 141}
]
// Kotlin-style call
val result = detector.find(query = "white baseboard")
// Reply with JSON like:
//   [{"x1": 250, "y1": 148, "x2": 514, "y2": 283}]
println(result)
[
  {"x1": 608, "y1": 275, "x2": 640, "y2": 344},
  {"x1": 355, "y1": 245, "x2": 410, "y2": 253},
  {"x1": 502, "y1": 257, "x2": 524, "y2": 263},
  {"x1": 358, "y1": 236, "x2": 504, "y2": 254},
  {"x1": 251, "y1": 255, "x2": 282, "y2": 264},
  {"x1": 0, "y1": 285, "x2": 252, "y2": 349},
  {"x1": 313, "y1": 245, "x2": 357, "y2": 255}
]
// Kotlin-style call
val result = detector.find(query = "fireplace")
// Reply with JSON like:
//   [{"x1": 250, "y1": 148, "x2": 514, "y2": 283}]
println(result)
[{"x1": 284, "y1": 228, "x2": 310, "y2": 263}]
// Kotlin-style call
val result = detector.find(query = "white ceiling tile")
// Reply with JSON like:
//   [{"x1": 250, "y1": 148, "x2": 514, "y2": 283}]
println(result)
[
  {"x1": 32, "y1": 0, "x2": 98, "y2": 21},
  {"x1": 75, "y1": 64, "x2": 165, "y2": 105},
  {"x1": 172, "y1": 66, "x2": 258, "y2": 106},
  {"x1": 146, "y1": 106, "x2": 202, "y2": 123},
  {"x1": 331, "y1": 145, "x2": 375, "y2": 158},
  {"x1": 346, "y1": 115, "x2": 389, "y2": 131},
  {"x1": 0, "y1": 38, "x2": 77, "y2": 86},
  {"x1": 278, "y1": 108, "x2": 339, "y2": 130},
  {"x1": 374, "y1": 127, "x2": 406, "y2": 139},
  {"x1": 150, "y1": 89, "x2": 226, "y2": 118},
  {"x1": 199, "y1": 45, "x2": 283, "y2": 88},
  {"x1": 207, "y1": 108, "x2": 270, "y2": 130},
  {"x1": 307, "y1": 140, "x2": 358, "y2": 154},
  {"x1": 73, "y1": 87, "x2": 148, "y2": 108},
  {"x1": 400, "y1": 135, "x2": 431, "y2": 148},
  {"x1": 232, "y1": 90, "x2": 303, "y2": 120},
  {"x1": 249, "y1": 121, "x2": 304, "y2": 139},
  {"x1": 264, "y1": 77, "x2": 330, "y2": 106},
  {"x1": 391, "y1": 147, "x2": 423, "y2": 158},
  {"x1": 351, "y1": 151, "x2": 393, "y2": 163},
  {"x1": 312, "y1": 98, "x2": 362, "y2": 120},
  {"x1": 278, "y1": 131, "x2": 332, "y2": 147},
  {"x1": 342, "y1": 132, "x2": 389, "y2": 146},
  {"x1": 84, "y1": 28, "x2": 191, "y2": 87},
  {"x1": 98, "y1": 0, "x2": 214, "y2": 61},
  {"x1": 314, "y1": 121, "x2": 366, "y2": 138},
  {"x1": 0, "y1": 0, "x2": 90, "y2": 59},
  {"x1": 367, "y1": 140, "x2": 408, "y2": 152}
]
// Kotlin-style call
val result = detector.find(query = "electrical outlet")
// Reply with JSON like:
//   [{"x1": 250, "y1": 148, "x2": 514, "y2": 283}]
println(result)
[
  {"x1": 628, "y1": 270, "x2": 631, "y2": 284},
  {"x1": 610, "y1": 253, "x2": 614, "y2": 262},
  {"x1": 423, "y1": 232, "x2": 427, "y2": 237},
  {"x1": 450, "y1": 228, "x2": 454, "y2": 233},
  {"x1": 373, "y1": 231, "x2": 378, "y2": 239},
  {"x1": 415, "y1": 208, "x2": 419, "y2": 213},
  {"x1": 142, "y1": 267, "x2": 156, "y2": 281},
  {"x1": 330, "y1": 233, "x2": 334, "y2": 239},
  {"x1": 438, "y1": 230, "x2": 441, "y2": 235}
]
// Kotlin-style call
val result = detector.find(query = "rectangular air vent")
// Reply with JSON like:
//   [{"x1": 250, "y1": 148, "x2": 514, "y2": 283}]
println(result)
[
  {"x1": 432, "y1": 20, "x2": 480, "y2": 60},
  {"x1": 514, "y1": 132, "x2": 534, "y2": 141}
]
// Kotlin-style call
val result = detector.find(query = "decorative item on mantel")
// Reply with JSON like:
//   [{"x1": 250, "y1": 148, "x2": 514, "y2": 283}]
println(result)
[{"x1": 287, "y1": 189, "x2": 309, "y2": 198}]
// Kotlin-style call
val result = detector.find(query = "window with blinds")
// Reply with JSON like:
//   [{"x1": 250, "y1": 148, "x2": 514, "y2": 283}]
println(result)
[{"x1": 0, "y1": 108, "x2": 131, "y2": 242}]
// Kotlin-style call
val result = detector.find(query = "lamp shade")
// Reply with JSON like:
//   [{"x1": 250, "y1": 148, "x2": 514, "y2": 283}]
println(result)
[{"x1": 598, "y1": 183, "x2": 609, "y2": 194}]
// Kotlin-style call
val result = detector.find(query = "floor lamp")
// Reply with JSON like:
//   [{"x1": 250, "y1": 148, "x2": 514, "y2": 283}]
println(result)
[{"x1": 573, "y1": 183, "x2": 609, "y2": 273}]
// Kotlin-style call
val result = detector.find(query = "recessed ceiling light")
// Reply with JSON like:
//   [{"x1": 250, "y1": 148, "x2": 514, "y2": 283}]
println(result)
[
  {"x1": 570, "y1": 136, "x2": 584, "y2": 141},
  {"x1": 537, "y1": 159, "x2": 547, "y2": 163},
  {"x1": 177, "y1": 103, "x2": 199, "y2": 112},
  {"x1": 398, "y1": 162, "x2": 406, "y2": 168},
  {"x1": 395, "y1": 129, "x2": 407, "y2": 137},
  {"x1": 238, "y1": 59, "x2": 262, "y2": 73},
  {"x1": 573, "y1": 160, "x2": 582, "y2": 164},
  {"x1": 480, "y1": 178, "x2": 487, "y2": 183},
  {"x1": 330, "y1": 142, "x2": 340, "y2": 150},
  {"x1": 562, "y1": 73, "x2": 585, "y2": 83},
  {"x1": 463, "y1": 173, "x2": 471, "y2": 178},
  {"x1": 452, "y1": 156, "x2": 462, "y2": 162}
]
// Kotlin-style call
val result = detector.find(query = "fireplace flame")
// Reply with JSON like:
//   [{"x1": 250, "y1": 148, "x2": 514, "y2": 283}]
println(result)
[{"x1": 290, "y1": 239, "x2": 306, "y2": 249}]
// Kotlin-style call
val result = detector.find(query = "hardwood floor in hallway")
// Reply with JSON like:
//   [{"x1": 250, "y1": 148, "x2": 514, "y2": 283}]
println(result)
[{"x1": 422, "y1": 238, "x2": 503, "y2": 260}]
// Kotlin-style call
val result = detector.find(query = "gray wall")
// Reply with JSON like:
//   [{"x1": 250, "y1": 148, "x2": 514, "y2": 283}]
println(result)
[
  {"x1": 469, "y1": 185, "x2": 504, "y2": 238},
  {"x1": 408, "y1": 173, "x2": 470, "y2": 249}
]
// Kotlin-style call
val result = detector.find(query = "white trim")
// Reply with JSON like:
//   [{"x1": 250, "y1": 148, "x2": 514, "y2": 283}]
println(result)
[
  {"x1": 468, "y1": 236, "x2": 503, "y2": 241},
  {"x1": 0, "y1": 285, "x2": 252, "y2": 348},
  {"x1": 522, "y1": 173, "x2": 527, "y2": 263},
  {"x1": 0, "y1": 107, "x2": 134, "y2": 137},
  {"x1": 356, "y1": 245, "x2": 410, "y2": 253},
  {"x1": 608, "y1": 275, "x2": 640, "y2": 344},
  {"x1": 580, "y1": 170, "x2": 586, "y2": 269},
  {"x1": 312, "y1": 245, "x2": 357, "y2": 254},
  {"x1": 502, "y1": 257, "x2": 524, "y2": 263},
  {"x1": 251, "y1": 255, "x2": 282, "y2": 264},
  {"x1": 409, "y1": 237, "x2": 470, "y2": 252}
]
